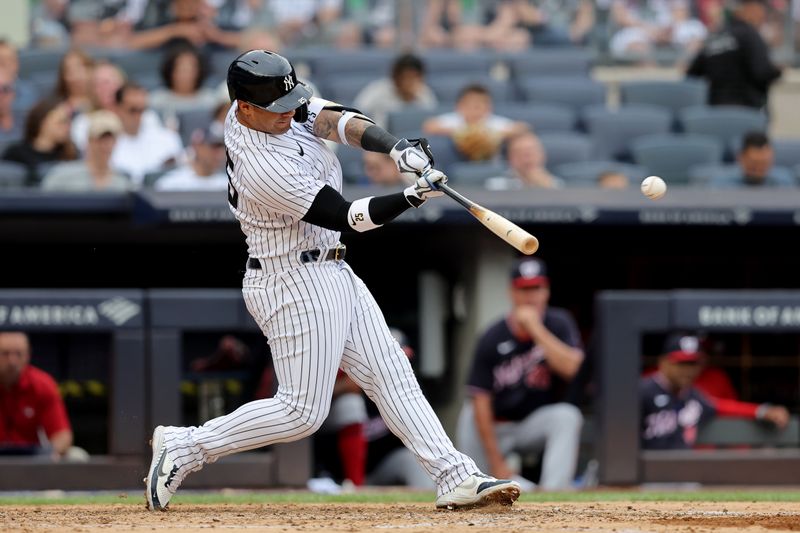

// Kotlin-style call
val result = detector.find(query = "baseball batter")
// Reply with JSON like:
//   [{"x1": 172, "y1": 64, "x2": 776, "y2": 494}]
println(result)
[{"x1": 145, "y1": 50, "x2": 521, "y2": 511}]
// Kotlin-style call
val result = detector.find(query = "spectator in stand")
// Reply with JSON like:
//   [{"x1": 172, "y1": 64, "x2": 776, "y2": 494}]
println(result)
[
  {"x1": 597, "y1": 170, "x2": 630, "y2": 189},
  {"x1": 457, "y1": 257, "x2": 584, "y2": 491},
  {"x1": 486, "y1": 132, "x2": 563, "y2": 190},
  {"x1": 126, "y1": 0, "x2": 241, "y2": 51},
  {"x1": 111, "y1": 82, "x2": 184, "y2": 187},
  {"x1": 30, "y1": 0, "x2": 71, "y2": 48},
  {"x1": 155, "y1": 122, "x2": 227, "y2": 190},
  {"x1": 54, "y1": 49, "x2": 94, "y2": 115},
  {"x1": 710, "y1": 131, "x2": 794, "y2": 188},
  {"x1": 481, "y1": 0, "x2": 596, "y2": 48},
  {"x1": 420, "y1": 0, "x2": 486, "y2": 49},
  {"x1": 0, "y1": 40, "x2": 40, "y2": 115},
  {"x1": 42, "y1": 110, "x2": 131, "y2": 192},
  {"x1": 609, "y1": 0, "x2": 708, "y2": 63},
  {"x1": 71, "y1": 60, "x2": 127, "y2": 150},
  {"x1": 423, "y1": 84, "x2": 527, "y2": 162},
  {"x1": 0, "y1": 68, "x2": 24, "y2": 143},
  {"x1": 0, "y1": 332, "x2": 74, "y2": 459},
  {"x1": 66, "y1": 0, "x2": 136, "y2": 48},
  {"x1": 2, "y1": 98, "x2": 79, "y2": 186},
  {"x1": 640, "y1": 332, "x2": 790, "y2": 450},
  {"x1": 354, "y1": 53, "x2": 438, "y2": 129},
  {"x1": 267, "y1": 0, "x2": 362, "y2": 49},
  {"x1": 150, "y1": 44, "x2": 218, "y2": 122},
  {"x1": 361, "y1": 151, "x2": 407, "y2": 186},
  {"x1": 687, "y1": 0, "x2": 782, "y2": 111}
]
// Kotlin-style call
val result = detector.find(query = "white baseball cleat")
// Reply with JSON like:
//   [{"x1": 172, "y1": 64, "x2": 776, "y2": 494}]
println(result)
[
  {"x1": 144, "y1": 426, "x2": 181, "y2": 511},
  {"x1": 435, "y1": 473, "x2": 521, "y2": 510}
]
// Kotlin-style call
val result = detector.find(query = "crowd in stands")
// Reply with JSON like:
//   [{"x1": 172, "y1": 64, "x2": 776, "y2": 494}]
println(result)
[{"x1": 0, "y1": 0, "x2": 796, "y2": 192}]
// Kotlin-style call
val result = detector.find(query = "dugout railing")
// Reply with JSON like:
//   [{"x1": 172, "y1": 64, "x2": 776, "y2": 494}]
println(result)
[{"x1": 596, "y1": 290, "x2": 800, "y2": 485}]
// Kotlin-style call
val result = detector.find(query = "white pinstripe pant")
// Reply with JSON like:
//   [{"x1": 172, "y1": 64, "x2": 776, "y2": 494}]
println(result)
[{"x1": 164, "y1": 260, "x2": 477, "y2": 496}]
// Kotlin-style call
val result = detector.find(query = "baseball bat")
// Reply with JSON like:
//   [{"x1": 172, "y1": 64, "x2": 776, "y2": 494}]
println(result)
[{"x1": 438, "y1": 183, "x2": 539, "y2": 255}]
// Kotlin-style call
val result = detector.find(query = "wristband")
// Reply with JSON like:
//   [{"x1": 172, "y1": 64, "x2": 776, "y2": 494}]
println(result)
[{"x1": 337, "y1": 112, "x2": 358, "y2": 146}]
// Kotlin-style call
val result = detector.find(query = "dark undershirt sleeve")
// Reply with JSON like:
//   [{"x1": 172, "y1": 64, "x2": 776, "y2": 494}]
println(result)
[{"x1": 301, "y1": 185, "x2": 412, "y2": 232}]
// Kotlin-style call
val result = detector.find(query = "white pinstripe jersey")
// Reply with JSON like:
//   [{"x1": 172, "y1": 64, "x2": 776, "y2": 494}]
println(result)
[{"x1": 223, "y1": 97, "x2": 341, "y2": 259}]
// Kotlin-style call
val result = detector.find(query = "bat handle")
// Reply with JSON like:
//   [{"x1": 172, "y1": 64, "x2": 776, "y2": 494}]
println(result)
[{"x1": 437, "y1": 182, "x2": 473, "y2": 210}]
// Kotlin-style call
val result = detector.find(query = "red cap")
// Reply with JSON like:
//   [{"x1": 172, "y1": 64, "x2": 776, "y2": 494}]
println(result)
[{"x1": 510, "y1": 257, "x2": 549, "y2": 288}]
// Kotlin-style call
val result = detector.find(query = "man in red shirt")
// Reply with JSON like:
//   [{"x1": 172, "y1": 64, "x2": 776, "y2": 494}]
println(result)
[{"x1": 0, "y1": 331, "x2": 73, "y2": 458}]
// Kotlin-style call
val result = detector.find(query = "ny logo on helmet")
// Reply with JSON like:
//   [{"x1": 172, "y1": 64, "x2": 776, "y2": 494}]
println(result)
[{"x1": 284, "y1": 76, "x2": 295, "y2": 91}]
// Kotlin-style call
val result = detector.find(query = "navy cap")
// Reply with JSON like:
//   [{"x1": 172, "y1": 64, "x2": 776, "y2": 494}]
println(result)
[
  {"x1": 510, "y1": 257, "x2": 549, "y2": 288},
  {"x1": 191, "y1": 121, "x2": 224, "y2": 146},
  {"x1": 662, "y1": 333, "x2": 704, "y2": 362}
]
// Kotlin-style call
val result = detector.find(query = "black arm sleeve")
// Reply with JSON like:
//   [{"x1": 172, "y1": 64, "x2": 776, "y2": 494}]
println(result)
[
  {"x1": 301, "y1": 185, "x2": 413, "y2": 232},
  {"x1": 361, "y1": 124, "x2": 400, "y2": 153}
]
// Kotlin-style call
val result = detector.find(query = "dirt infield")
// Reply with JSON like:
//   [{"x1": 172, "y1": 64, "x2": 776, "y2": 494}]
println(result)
[{"x1": 2, "y1": 501, "x2": 800, "y2": 532}]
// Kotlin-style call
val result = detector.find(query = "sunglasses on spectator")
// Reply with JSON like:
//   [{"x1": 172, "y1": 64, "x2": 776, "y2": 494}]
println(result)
[{"x1": 124, "y1": 106, "x2": 146, "y2": 115}]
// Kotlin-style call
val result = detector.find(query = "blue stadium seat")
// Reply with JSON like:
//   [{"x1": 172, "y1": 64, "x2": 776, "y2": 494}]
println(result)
[
  {"x1": 554, "y1": 160, "x2": 647, "y2": 186},
  {"x1": 494, "y1": 103, "x2": 576, "y2": 134},
  {"x1": 448, "y1": 161, "x2": 508, "y2": 186},
  {"x1": 335, "y1": 145, "x2": 365, "y2": 184},
  {"x1": 583, "y1": 104, "x2": 672, "y2": 161},
  {"x1": 631, "y1": 133, "x2": 723, "y2": 184},
  {"x1": 679, "y1": 106, "x2": 767, "y2": 159},
  {"x1": 423, "y1": 51, "x2": 494, "y2": 76},
  {"x1": 619, "y1": 80, "x2": 707, "y2": 118},
  {"x1": 518, "y1": 77, "x2": 606, "y2": 111},
  {"x1": 388, "y1": 107, "x2": 450, "y2": 137},
  {"x1": 18, "y1": 48, "x2": 67, "y2": 79},
  {"x1": 772, "y1": 139, "x2": 800, "y2": 168},
  {"x1": 687, "y1": 164, "x2": 739, "y2": 186},
  {"x1": 427, "y1": 76, "x2": 515, "y2": 103},
  {"x1": 0, "y1": 161, "x2": 27, "y2": 189},
  {"x1": 320, "y1": 75, "x2": 380, "y2": 106},
  {"x1": 426, "y1": 134, "x2": 464, "y2": 174},
  {"x1": 308, "y1": 50, "x2": 395, "y2": 79},
  {"x1": 539, "y1": 132, "x2": 593, "y2": 169},
  {"x1": 177, "y1": 108, "x2": 214, "y2": 147},
  {"x1": 506, "y1": 49, "x2": 594, "y2": 78},
  {"x1": 100, "y1": 50, "x2": 163, "y2": 80}
]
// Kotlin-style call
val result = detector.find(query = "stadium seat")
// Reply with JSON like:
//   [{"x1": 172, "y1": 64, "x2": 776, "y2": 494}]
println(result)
[
  {"x1": 18, "y1": 48, "x2": 67, "y2": 79},
  {"x1": 319, "y1": 75, "x2": 380, "y2": 107},
  {"x1": 426, "y1": 134, "x2": 464, "y2": 175},
  {"x1": 335, "y1": 145, "x2": 365, "y2": 184},
  {"x1": 619, "y1": 80, "x2": 707, "y2": 119},
  {"x1": 423, "y1": 50, "x2": 494, "y2": 76},
  {"x1": 0, "y1": 161, "x2": 27, "y2": 189},
  {"x1": 679, "y1": 106, "x2": 768, "y2": 159},
  {"x1": 582, "y1": 104, "x2": 672, "y2": 161},
  {"x1": 539, "y1": 132, "x2": 593, "y2": 169},
  {"x1": 307, "y1": 50, "x2": 395, "y2": 80},
  {"x1": 427, "y1": 76, "x2": 516, "y2": 103},
  {"x1": 554, "y1": 161, "x2": 647, "y2": 186},
  {"x1": 494, "y1": 103, "x2": 576, "y2": 134},
  {"x1": 517, "y1": 77, "x2": 607, "y2": 111},
  {"x1": 177, "y1": 109, "x2": 214, "y2": 147},
  {"x1": 448, "y1": 161, "x2": 508, "y2": 186},
  {"x1": 687, "y1": 164, "x2": 739, "y2": 186},
  {"x1": 100, "y1": 50, "x2": 163, "y2": 81},
  {"x1": 506, "y1": 49, "x2": 594, "y2": 78},
  {"x1": 631, "y1": 133, "x2": 723, "y2": 184},
  {"x1": 387, "y1": 107, "x2": 450, "y2": 137},
  {"x1": 772, "y1": 139, "x2": 800, "y2": 168}
]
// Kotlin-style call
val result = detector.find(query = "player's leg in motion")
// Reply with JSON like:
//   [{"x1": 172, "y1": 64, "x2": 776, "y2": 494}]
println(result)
[
  {"x1": 146, "y1": 264, "x2": 354, "y2": 510},
  {"x1": 338, "y1": 269, "x2": 520, "y2": 508}
]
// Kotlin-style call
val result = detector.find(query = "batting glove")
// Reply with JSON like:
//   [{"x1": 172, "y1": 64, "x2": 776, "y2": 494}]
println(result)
[
  {"x1": 390, "y1": 138, "x2": 435, "y2": 184},
  {"x1": 404, "y1": 168, "x2": 447, "y2": 208}
]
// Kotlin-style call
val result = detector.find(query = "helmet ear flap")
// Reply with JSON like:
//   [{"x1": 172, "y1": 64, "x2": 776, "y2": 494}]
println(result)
[{"x1": 294, "y1": 103, "x2": 309, "y2": 123}]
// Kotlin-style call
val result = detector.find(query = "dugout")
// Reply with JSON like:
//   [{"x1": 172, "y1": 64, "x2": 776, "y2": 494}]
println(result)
[
  {"x1": 0, "y1": 289, "x2": 146, "y2": 490},
  {"x1": 147, "y1": 289, "x2": 310, "y2": 489},
  {"x1": 596, "y1": 290, "x2": 800, "y2": 485}
]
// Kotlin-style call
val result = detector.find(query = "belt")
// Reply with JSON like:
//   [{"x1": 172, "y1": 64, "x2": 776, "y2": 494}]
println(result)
[{"x1": 248, "y1": 244, "x2": 346, "y2": 270}]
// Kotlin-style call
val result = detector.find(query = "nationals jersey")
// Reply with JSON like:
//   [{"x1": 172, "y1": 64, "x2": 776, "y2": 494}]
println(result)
[{"x1": 223, "y1": 98, "x2": 341, "y2": 262}]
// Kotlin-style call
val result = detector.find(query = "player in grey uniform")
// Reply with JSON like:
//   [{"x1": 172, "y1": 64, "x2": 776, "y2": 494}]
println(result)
[{"x1": 145, "y1": 50, "x2": 521, "y2": 511}]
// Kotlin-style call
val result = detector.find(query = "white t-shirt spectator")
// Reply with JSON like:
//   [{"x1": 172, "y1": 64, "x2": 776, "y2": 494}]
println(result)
[
  {"x1": 432, "y1": 112, "x2": 515, "y2": 136},
  {"x1": 154, "y1": 166, "x2": 227, "y2": 191},
  {"x1": 111, "y1": 118, "x2": 184, "y2": 186}
]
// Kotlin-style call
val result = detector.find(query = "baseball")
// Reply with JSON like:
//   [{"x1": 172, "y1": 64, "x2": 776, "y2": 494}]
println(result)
[{"x1": 641, "y1": 175, "x2": 667, "y2": 200}]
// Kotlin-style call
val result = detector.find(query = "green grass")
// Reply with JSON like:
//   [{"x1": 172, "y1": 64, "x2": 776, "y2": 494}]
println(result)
[{"x1": 1, "y1": 490, "x2": 799, "y2": 506}]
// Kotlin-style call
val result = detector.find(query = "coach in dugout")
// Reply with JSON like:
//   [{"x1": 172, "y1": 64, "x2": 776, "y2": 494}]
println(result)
[
  {"x1": 641, "y1": 332, "x2": 790, "y2": 450},
  {"x1": 457, "y1": 257, "x2": 584, "y2": 491},
  {"x1": 0, "y1": 331, "x2": 75, "y2": 459}
]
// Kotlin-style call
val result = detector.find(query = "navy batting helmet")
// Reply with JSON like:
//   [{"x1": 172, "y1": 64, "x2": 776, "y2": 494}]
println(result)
[{"x1": 227, "y1": 50, "x2": 313, "y2": 122}]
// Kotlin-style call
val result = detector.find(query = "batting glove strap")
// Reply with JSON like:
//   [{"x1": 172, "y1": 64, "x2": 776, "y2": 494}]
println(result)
[
  {"x1": 403, "y1": 169, "x2": 447, "y2": 208},
  {"x1": 391, "y1": 138, "x2": 434, "y2": 184}
]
